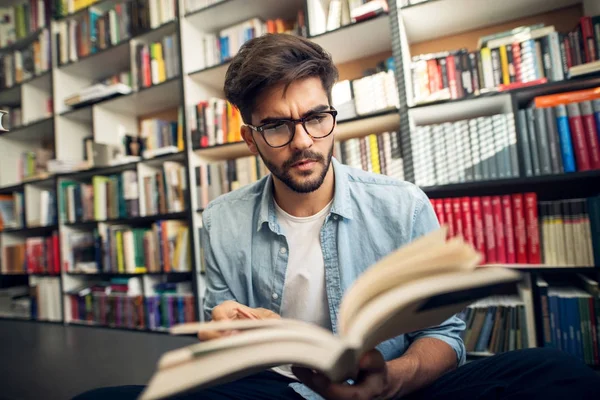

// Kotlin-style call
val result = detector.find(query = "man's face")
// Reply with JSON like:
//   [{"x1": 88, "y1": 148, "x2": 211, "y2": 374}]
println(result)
[{"x1": 242, "y1": 77, "x2": 335, "y2": 193}]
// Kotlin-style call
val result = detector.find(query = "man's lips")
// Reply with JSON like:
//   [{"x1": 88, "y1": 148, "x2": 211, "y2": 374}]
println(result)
[{"x1": 291, "y1": 159, "x2": 317, "y2": 167}]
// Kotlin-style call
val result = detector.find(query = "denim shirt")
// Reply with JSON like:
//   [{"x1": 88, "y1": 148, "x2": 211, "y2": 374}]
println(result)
[{"x1": 201, "y1": 157, "x2": 466, "y2": 399}]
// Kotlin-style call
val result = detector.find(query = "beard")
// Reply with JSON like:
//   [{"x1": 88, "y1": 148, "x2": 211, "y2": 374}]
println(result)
[{"x1": 257, "y1": 142, "x2": 334, "y2": 193}]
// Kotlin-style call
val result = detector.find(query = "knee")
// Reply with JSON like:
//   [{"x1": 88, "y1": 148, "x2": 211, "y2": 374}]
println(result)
[{"x1": 514, "y1": 348, "x2": 597, "y2": 374}]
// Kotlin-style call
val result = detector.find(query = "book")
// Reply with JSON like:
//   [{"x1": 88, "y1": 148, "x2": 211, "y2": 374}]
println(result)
[
  {"x1": 0, "y1": 110, "x2": 8, "y2": 131},
  {"x1": 139, "y1": 227, "x2": 523, "y2": 400}
]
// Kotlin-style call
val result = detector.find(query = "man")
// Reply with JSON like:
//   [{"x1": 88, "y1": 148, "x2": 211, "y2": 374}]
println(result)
[
  {"x1": 196, "y1": 33, "x2": 600, "y2": 400},
  {"x1": 75, "y1": 33, "x2": 600, "y2": 400}
]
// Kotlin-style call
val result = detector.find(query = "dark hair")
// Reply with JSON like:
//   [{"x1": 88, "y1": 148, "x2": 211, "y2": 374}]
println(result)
[{"x1": 224, "y1": 34, "x2": 339, "y2": 124}]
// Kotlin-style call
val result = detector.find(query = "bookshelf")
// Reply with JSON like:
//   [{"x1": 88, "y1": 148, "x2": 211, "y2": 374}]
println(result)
[
  {"x1": 0, "y1": 0, "x2": 597, "y2": 364},
  {"x1": 395, "y1": 0, "x2": 600, "y2": 364}
]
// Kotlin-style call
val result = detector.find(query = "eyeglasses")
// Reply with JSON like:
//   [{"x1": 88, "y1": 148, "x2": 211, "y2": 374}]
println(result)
[{"x1": 246, "y1": 109, "x2": 338, "y2": 148}]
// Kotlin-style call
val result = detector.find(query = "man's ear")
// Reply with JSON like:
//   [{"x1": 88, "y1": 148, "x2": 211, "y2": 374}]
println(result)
[{"x1": 241, "y1": 125, "x2": 259, "y2": 155}]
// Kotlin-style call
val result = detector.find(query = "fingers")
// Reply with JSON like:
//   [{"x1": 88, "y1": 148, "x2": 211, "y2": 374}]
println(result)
[{"x1": 291, "y1": 351, "x2": 388, "y2": 400}]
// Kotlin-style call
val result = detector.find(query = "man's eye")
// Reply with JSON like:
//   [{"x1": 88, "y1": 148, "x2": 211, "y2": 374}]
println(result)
[
  {"x1": 306, "y1": 114, "x2": 326, "y2": 123},
  {"x1": 263, "y1": 122, "x2": 286, "y2": 131}
]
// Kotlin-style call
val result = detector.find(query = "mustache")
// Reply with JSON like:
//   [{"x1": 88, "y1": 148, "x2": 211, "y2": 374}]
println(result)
[{"x1": 282, "y1": 150, "x2": 325, "y2": 169}]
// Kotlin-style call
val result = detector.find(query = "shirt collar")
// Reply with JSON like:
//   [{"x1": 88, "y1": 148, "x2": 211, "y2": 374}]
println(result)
[{"x1": 256, "y1": 157, "x2": 353, "y2": 233}]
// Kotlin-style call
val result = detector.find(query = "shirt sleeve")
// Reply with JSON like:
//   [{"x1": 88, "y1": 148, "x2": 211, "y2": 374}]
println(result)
[
  {"x1": 405, "y1": 190, "x2": 467, "y2": 366},
  {"x1": 201, "y1": 207, "x2": 236, "y2": 321}
]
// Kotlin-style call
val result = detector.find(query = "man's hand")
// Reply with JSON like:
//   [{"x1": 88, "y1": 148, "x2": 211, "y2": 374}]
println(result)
[
  {"x1": 292, "y1": 349, "x2": 394, "y2": 400},
  {"x1": 198, "y1": 300, "x2": 280, "y2": 341}
]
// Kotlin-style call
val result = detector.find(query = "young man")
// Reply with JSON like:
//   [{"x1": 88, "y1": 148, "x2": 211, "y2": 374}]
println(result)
[
  {"x1": 196, "y1": 33, "x2": 600, "y2": 400},
  {"x1": 75, "y1": 34, "x2": 600, "y2": 400}
]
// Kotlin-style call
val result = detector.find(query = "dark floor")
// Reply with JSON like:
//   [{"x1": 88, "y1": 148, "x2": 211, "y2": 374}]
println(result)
[{"x1": 0, "y1": 319, "x2": 198, "y2": 400}]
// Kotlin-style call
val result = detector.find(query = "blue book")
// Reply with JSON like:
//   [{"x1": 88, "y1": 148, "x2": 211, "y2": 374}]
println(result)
[
  {"x1": 593, "y1": 100, "x2": 600, "y2": 144},
  {"x1": 555, "y1": 104, "x2": 577, "y2": 172}
]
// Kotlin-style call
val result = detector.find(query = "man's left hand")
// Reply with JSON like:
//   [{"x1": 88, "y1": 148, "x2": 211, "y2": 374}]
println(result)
[{"x1": 292, "y1": 349, "x2": 395, "y2": 400}]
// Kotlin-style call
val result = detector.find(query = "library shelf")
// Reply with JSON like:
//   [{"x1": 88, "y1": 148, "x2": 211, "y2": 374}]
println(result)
[
  {"x1": 98, "y1": 77, "x2": 182, "y2": 116},
  {"x1": 310, "y1": 13, "x2": 391, "y2": 64},
  {"x1": 0, "y1": 116, "x2": 54, "y2": 141},
  {"x1": 400, "y1": 0, "x2": 582, "y2": 44},
  {"x1": 479, "y1": 265, "x2": 599, "y2": 274},
  {"x1": 193, "y1": 108, "x2": 401, "y2": 159},
  {"x1": 0, "y1": 27, "x2": 46, "y2": 53},
  {"x1": 0, "y1": 225, "x2": 58, "y2": 235},
  {"x1": 184, "y1": 0, "x2": 304, "y2": 32},
  {"x1": 408, "y1": 72, "x2": 600, "y2": 110},
  {"x1": 58, "y1": 41, "x2": 131, "y2": 80},
  {"x1": 0, "y1": 70, "x2": 52, "y2": 104},
  {"x1": 58, "y1": 106, "x2": 93, "y2": 123},
  {"x1": 188, "y1": 62, "x2": 230, "y2": 90},
  {"x1": 0, "y1": 183, "x2": 24, "y2": 194},
  {"x1": 62, "y1": 211, "x2": 188, "y2": 229},
  {"x1": 57, "y1": 20, "x2": 177, "y2": 80},
  {"x1": 422, "y1": 170, "x2": 600, "y2": 199}
]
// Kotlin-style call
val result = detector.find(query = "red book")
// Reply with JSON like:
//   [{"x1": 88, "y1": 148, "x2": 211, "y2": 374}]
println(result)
[
  {"x1": 502, "y1": 195, "x2": 516, "y2": 264},
  {"x1": 452, "y1": 198, "x2": 464, "y2": 238},
  {"x1": 511, "y1": 41, "x2": 523, "y2": 83},
  {"x1": 53, "y1": 233, "x2": 60, "y2": 274},
  {"x1": 443, "y1": 198, "x2": 455, "y2": 237},
  {"x1": 512, "y1": 194, "x2": 528, "y2": 263},
  {"x1": 446, "y1": 54, "x2": 459, "y2": 99},
  {"x1": 461, "y1": 197, "x2": 475, "y2": 246},
  {"x1": 481, "y1": 196, "x2": 497, "y2": 263},
  {"x1": 580, "y1": 17, "x2": 597, "y2": 63},
  {"x1": 492, "y1": 196, "x2": 507, "y2": 264},
  {"x1": 471, "y1": 197, "x2": 486, "y2": 263},
  {"x1": 578, "y1": 101, "x2": 600, "y2": 169},
  {"x1": 433, "y1": 199, "x2": 445, "y2": 225},
  {"x1": 524, "y1": 192, "x2": 541, "y2": 264},
  {"x1": 566, "y1": 102, "x2": 592, "y2": 171}
]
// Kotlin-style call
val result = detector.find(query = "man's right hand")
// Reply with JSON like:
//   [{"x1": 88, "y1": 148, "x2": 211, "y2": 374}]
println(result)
[{"x1": 198, "y1": 300, "x2": 280, "y2": 341}]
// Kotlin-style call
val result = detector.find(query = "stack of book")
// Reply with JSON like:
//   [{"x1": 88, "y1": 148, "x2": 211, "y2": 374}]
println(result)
[{"x1": 411, "y1": 113, "x2": 518, "y2": 187}]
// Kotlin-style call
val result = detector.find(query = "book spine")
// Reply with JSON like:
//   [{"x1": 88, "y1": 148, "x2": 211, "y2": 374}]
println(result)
[
  {"x1": 566, "y1": 102, "x2": 592, "y2": 171},
  {"x1": 534, "y1": 106, "x2": 552, "y2": 174},
  {"x1": 481, "y1": 196, "x2": 497, "y2": 263},
  {"x1": 443, "y1": 198, "x2": 455, "y2": 237},
  {"x1": 502, "y1": 195, "x2": 516, "y2": 264},
  {"x1": 524, "y1": 192, "x2": 541, "y2": 264},
  {"x1": 461, "y1": 196, "x2": 475, "y2": 246},
  {"x1": 452, "y1": 198, "x2": 464, "y2": 237},
  {"x1": 587, "y1": 196, "x2": 600, "y2": 267},
  {"x1": 544, "y1": 106, "x2": 564, "y2": 174},
  {"x1": 554, "y1": 104, "x2": 577, "y2": 173},
  {"x1": 471, "y1": 197, "x2": 486, "y2": 264},
  {"x1": 492, "y1": 196, "x2": 507, "y2": 263},
  {"x1": 578, "y1": 101, "x2": 600, "y2": 169},
  {"x1": 517, "y1": 109, "x2": 534, "y2": 176}
]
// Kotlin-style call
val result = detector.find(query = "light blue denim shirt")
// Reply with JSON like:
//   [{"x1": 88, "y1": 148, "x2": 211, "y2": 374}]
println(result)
[{"x1": 201, "y1": 157, "x2": 466, "y2": 399}]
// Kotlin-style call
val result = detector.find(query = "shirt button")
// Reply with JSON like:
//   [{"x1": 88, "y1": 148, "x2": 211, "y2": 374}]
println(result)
[
  {"x1": 279, "y1": 247, "x2": 287, "y2": 254},
  {"x1": 333, "y1": 215, "x2": 339, "y2": 220},
  {"x1": 272, "y1": 293, "x2": 279, "y2": 300}
]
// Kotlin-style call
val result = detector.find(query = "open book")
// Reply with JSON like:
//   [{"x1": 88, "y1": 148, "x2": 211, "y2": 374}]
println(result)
[{"x1": 140, "y1": 228, "x2": 523, "y2": 400}]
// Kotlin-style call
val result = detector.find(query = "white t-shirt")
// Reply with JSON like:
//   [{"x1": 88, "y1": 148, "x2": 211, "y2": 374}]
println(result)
[{"x1": 271, "y1": 199, "x2": 333, "y2": 379}]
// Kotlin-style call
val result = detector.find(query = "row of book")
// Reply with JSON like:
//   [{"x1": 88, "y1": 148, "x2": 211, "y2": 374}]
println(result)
[
  {"x1": 0, "y1": 28, "x2": 51, "y2": 89},
  {"x1": 141, "y1": 161, "x2": 187, "y2": 216},
  {"x1": 196, "y1": 16, "x2": 297, "y2": 71},
  {"x1": 410, "y1": 19, "x2": 600, "y2": 105},
  {"x1": 195, "y1": 156, "x2": 269, "y2": 210},
  {"x1": 189, "y1": 97, "x2": 243, "y2": 149},
  {"x1": 538, "y1": 275, "x2": 600, "y2": 366},
  {"x1": 18, "y1": 148, "x2": 53, "y2": 181},
  {"x1": 139, "y1": 116, "x2": 182, "y2": 155},
  {"x1": 538, "y1": 198, "x2": 598, "y2": 268},
  {"x1": 60, "y1": 172, "x2": 140, "y2": 223},
  {"x1": 518, "y1": 88, "x2": 600, "y2": 175},
  {"x1": 0, "y1": 1, "x2": 49, "y2": 48},
  {"x1": 0, "y1": 232, "x2": 60, "y2": 275},
  {"x1": 133, "y1": 33, "x2": 180, "y2": 90},
  {"x1": 332, "y1": 57, "x2": 399, "y2": 120},
  {"x1": 411, "y1": 113, "x2": 518, "y2": 187},
  {"x1": 306, "y1": 0, "x2": 389, "y2": 36},
  {"x1": 431, "y1": 193, "x2": 600, "y2": 267},
  {"x1": 333, "y1": 131, "x2": 405, "y2": 180},
  {"x1": 0, "y1": 278, "x2": 61, "y2": 321},
  {"x1": 457, "y1": 296, "x2": 531, "y2": 355},
  {"x1": 64, "y1": 220, "x2": 190, "y2": 274},
  {"x1": 54, "y1": 0, "x2": 171, "y2": 66},
  {"x1": 66, "y1": 279, "x2": 196, "y2": 330},
  {"x1": 0, "y1": 192, "x2": 25, "y2": 230}
]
